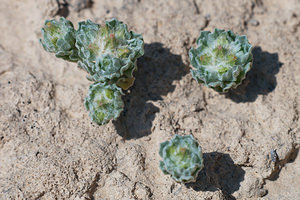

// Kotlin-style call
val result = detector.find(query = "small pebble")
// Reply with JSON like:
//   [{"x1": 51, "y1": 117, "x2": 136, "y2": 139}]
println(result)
[
  {"x1": 270, "y1": 149, "x2": 278, "y2": 162},
  {"x1": 249, "y1": 19, "x2": 259, "y2": 26}
]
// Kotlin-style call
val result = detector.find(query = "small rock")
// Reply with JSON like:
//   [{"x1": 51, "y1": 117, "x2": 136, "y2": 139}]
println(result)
[
  {"x1": 249, "y1": 19, "x2": 259, "y2": 26},
  {"x1": 270, "y1": 149, "x2": 278, "y2": 162}
]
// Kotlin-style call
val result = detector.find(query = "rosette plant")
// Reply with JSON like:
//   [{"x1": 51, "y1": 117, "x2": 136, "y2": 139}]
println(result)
[
  {"x1": 75, "y1": 19, "x2": 144, "y2": 89},
  {"x1": 40, "y1": 18, "x2": 79, "y2": 62},
  {"x1": 40, "y1": 17, "x2": 144, "y2": 125},
  {"x1": 159, "y1": 135, "x2": 204, "y2": 183},
  {"x1": 84, "y1": 83, "x2": 124, "y2": 124},
  {"x1": 189, "y1": 29, "x2": 253, "y2": 92}
]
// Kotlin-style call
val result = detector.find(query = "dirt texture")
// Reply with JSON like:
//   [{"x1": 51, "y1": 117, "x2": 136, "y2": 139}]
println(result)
[{"x1": 0, "y1": 0, "x2": 300, "y2": 199}]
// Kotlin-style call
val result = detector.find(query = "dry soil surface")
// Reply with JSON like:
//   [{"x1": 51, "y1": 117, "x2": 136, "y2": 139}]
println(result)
[{"x1": 0, "y1": 0, "x2": 300, "y2": 199}]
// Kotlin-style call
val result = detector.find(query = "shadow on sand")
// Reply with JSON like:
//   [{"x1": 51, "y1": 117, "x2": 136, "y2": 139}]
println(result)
[
  {"x1": 113, "y1": 43, "x2": 188, "y2": 139},
  {"x1": 185, "y1": 152, "x2": 245, "y2": 200}
]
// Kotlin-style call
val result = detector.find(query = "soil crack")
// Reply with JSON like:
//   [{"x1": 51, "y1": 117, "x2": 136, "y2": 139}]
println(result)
[
  {"x1": 192, "y1": 0, "x2": 200, "y2": 14},
  {"x1": 85, "y1": 173, "x2": 100, "y2": 200}
]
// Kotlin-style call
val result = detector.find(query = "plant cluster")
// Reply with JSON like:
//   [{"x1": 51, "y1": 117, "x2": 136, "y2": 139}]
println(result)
[
  {"x1": 41, "y1": 19, "x2": 254, "y2": 183},
  {"x1": 40, "y1": 17, "x2": 144, "y2": 124}
]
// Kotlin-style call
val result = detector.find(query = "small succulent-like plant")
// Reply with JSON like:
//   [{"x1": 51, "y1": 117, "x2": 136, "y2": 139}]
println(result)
[
  {"x1": 75, "y1": 19, "x2": 143, "y2": 89},
  {"x1": 159, "y1": 134, "x2": 204, "y2": 183},
  {"x1": 84, "y1": 82, "x2": 124, "y2": 125},
  {"x1": 40, "y1": 18, "x2": 79, "y2": 62},
  {"x1": 40, "y1": 17, "x2": 144, "y2": 125},
  {"x1": 189, "y1": 29, "x2": 253, "y2": 92}
]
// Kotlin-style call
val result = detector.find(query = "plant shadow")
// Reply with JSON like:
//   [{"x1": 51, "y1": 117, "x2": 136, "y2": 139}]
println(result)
[
  {"x1": 113, "y1": 43, "x2": 188, "y2": 139},
  {"x1": 55, "y1": 0, "x2": 69, "y2": 17},
  {"x1": 226, "y1": 47, "x2": 283, "y2": 102},
  {"x1": 54, "y1": 0, "x2": 94, "y2": 17},
  {"x1": 185, "y1": 152, "x2": 245, "y2": 200}
]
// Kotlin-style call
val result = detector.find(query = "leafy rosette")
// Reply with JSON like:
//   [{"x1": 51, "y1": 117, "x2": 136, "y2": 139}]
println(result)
[
  {"x1": 189, "y1": 29, "x2": 253, "y2": 92},
  {"x1": 159, "y1": 135, "x2": 204, "y2": 183},
  {"x1": 40, "y1": 17, "x2": 79, "y2": 62},
  {"x1": 84, "y1": 82, "x2": 124, "y2": 125},
  {"x1": 75, "y1": 18, "x2": 144, "y2": 89}
]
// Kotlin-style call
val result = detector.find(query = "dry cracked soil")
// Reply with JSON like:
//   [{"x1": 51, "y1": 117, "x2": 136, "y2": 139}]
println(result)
[{"x1": 0, "y1": 0, "x2": 300, "y2": 199}]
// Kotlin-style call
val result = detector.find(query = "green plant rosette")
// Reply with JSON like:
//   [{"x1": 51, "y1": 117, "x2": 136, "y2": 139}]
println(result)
[
  {"x1": 76, "y1": 18, "x2": 144, "y2": 89},
  {"x1": 84, "y1": 82, "x2": 124, "y2": 125},
  {"x1": 40, "y1": 17, "x2": 79, "y2": 62},
  {"x1": 189, "y1": 29, "x2": 253, "y2": 92},
  {"x1": 159, "y1": 134, "x2": 204, "y2": 183}
]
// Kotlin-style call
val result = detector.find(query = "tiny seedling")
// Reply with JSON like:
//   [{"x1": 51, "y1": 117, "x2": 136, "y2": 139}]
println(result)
[
  {"x1": 189, "y1": 29, "x2": 253, "y2": 92},
  {"x1": 40, "y1": 17, "x2": 144, "y2": 125}
]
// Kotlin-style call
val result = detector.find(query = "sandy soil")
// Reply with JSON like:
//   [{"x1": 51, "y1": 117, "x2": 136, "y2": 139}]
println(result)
[{"x1": 0, "y1": 0, "x2": 299, "y2": 199}]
